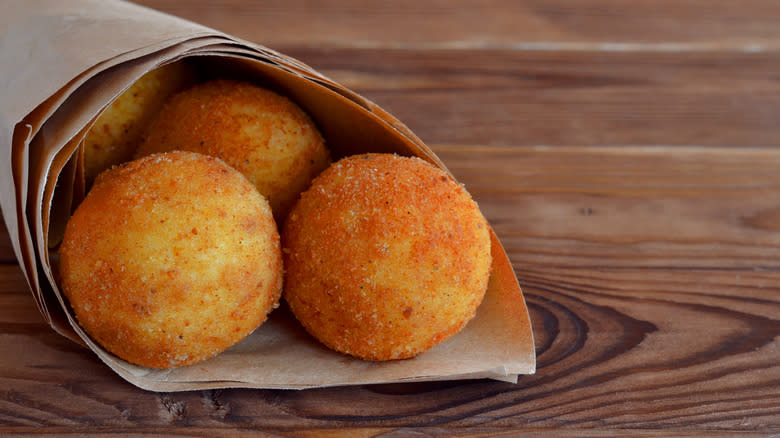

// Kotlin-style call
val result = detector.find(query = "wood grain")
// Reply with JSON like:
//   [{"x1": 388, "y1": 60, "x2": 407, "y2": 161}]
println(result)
[
  {"x1": 283, "y1": 48, "x2": 780, "y2": 148},
  {"x1": 131, "y1": 0, "x2": 780, "y2": 48},
  {"x1": 2, "y1": 0, "x2": 779, "y2": 435},
  {"x1": 133, "y1": 0, "x2": 780, "y2": 149}
]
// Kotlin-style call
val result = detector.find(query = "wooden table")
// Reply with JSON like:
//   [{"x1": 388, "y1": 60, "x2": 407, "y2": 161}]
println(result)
[{"x1": 1, "y1": 1, "x2": 779, "y2": 435}]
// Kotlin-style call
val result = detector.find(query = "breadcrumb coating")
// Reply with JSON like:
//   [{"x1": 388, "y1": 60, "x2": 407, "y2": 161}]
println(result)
[
  {"x1": 84, "y1": 61, "x2": 195, "y2": 186},
  {"x1": 135, "y1": 79, "x2": 331, "y2": 223},
  {"x1": 60, "y1": 151, "x2": 283, "y2": 369},
  {"x1": 282, "y1": 153, "x2": 492, "y2": 361}
]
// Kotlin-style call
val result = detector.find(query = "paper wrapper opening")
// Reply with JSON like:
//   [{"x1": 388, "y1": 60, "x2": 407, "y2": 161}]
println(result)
[{"x1": 0, "y1": 0, "x2": 536, "y2": 390}]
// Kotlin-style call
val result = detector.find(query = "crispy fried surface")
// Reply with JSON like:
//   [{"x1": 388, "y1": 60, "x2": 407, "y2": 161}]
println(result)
[
  {"x1": 84, "y1": 61, "x2": 195, "y2": 186},
  {"x1": 282, "y1": 153, "x2": 492, "y2": 361},
  {"x1": 60, "y1": 151, "x2": 283, "y2": 369},
  {"x1": 135, "y1": 79, "x2": 331, "y2": 223}
]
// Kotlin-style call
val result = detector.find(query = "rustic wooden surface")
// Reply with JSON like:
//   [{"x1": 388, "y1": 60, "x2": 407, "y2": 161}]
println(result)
[{"x1": 1, "y1": 0, "x2": 779, "y2": 435}]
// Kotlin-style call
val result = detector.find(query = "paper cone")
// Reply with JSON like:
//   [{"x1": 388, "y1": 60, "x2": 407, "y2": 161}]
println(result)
[{"x1": 0, "y1": 0, "x2": 535, "y2": 390}]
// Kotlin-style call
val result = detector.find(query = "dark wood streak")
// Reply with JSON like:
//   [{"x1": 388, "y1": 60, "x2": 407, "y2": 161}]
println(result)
[
  {"x1": 526, "y1": 300, "x2": 559, "y2": 361},
  {"x1": 523, "y1": 279, "x2": 780, "y2": 366}
]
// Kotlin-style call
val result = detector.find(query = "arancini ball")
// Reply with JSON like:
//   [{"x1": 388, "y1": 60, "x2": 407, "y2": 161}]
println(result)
[
  {"x1": 59, "y1": 151, "x2": 283, "y2": 369},
  {"x1": 134, "y1": 79, "x2": 331, "y2": 222},
  {"x1": 84, "y1": 60, "x2": 195, "y2": 186},
  {"x1": 282, "y1": 153, "x2": 492, "y2": 361}
]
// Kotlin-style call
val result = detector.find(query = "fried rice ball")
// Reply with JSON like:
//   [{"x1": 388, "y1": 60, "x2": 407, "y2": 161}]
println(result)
[
  {"x1": 134, "y1": 79, "x2": 331, "y2": 223},
  {"x1": 282, "y1": 153, "x2": 492, "y2": 361},
  {"x1": 59, "y1": 151, "x2": 283, "y2": 369},
  {"x1": 84, "y1": 61, "x2": 195, "y2": 186}
]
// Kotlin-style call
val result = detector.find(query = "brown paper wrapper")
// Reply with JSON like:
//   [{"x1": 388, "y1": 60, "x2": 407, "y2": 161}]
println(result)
[{"x1": 0, "y1": 0, "x2": 535, "y2": 390}]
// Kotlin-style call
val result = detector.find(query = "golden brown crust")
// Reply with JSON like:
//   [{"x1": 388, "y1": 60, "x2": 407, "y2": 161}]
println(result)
[
  {"x1": 135, "y1": 79, "x2": 331, "y2": 223},
  {"x1": 84, "y1": 61, "x2": 195, "y2": 186},
  {"x1": 60, "y1": 151, "x2": 283, "y2": 369},
  {"x1": 282, "y1": 153, "x2": 492, "y2": 361}
]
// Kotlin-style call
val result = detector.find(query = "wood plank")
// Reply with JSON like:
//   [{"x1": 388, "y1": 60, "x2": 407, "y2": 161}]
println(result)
[
  {"x1": 436, "y1": 145, "x2": 780, "y2": 270},
  {"x1": 130, "y1": 0, "x2": 780, "y2": 48},
  {"x1": 283, "y1": 48, "x2": 780, "y2": 148},
  {"x1": 0, "y1": 427, "x2": 772, "y2": 437},
  {"x1": 131, "y1": 0, "x2": 780, "y2": 159},
  {"x1": 0, "y1": 146, "x2": 777, "y2": 432}
]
